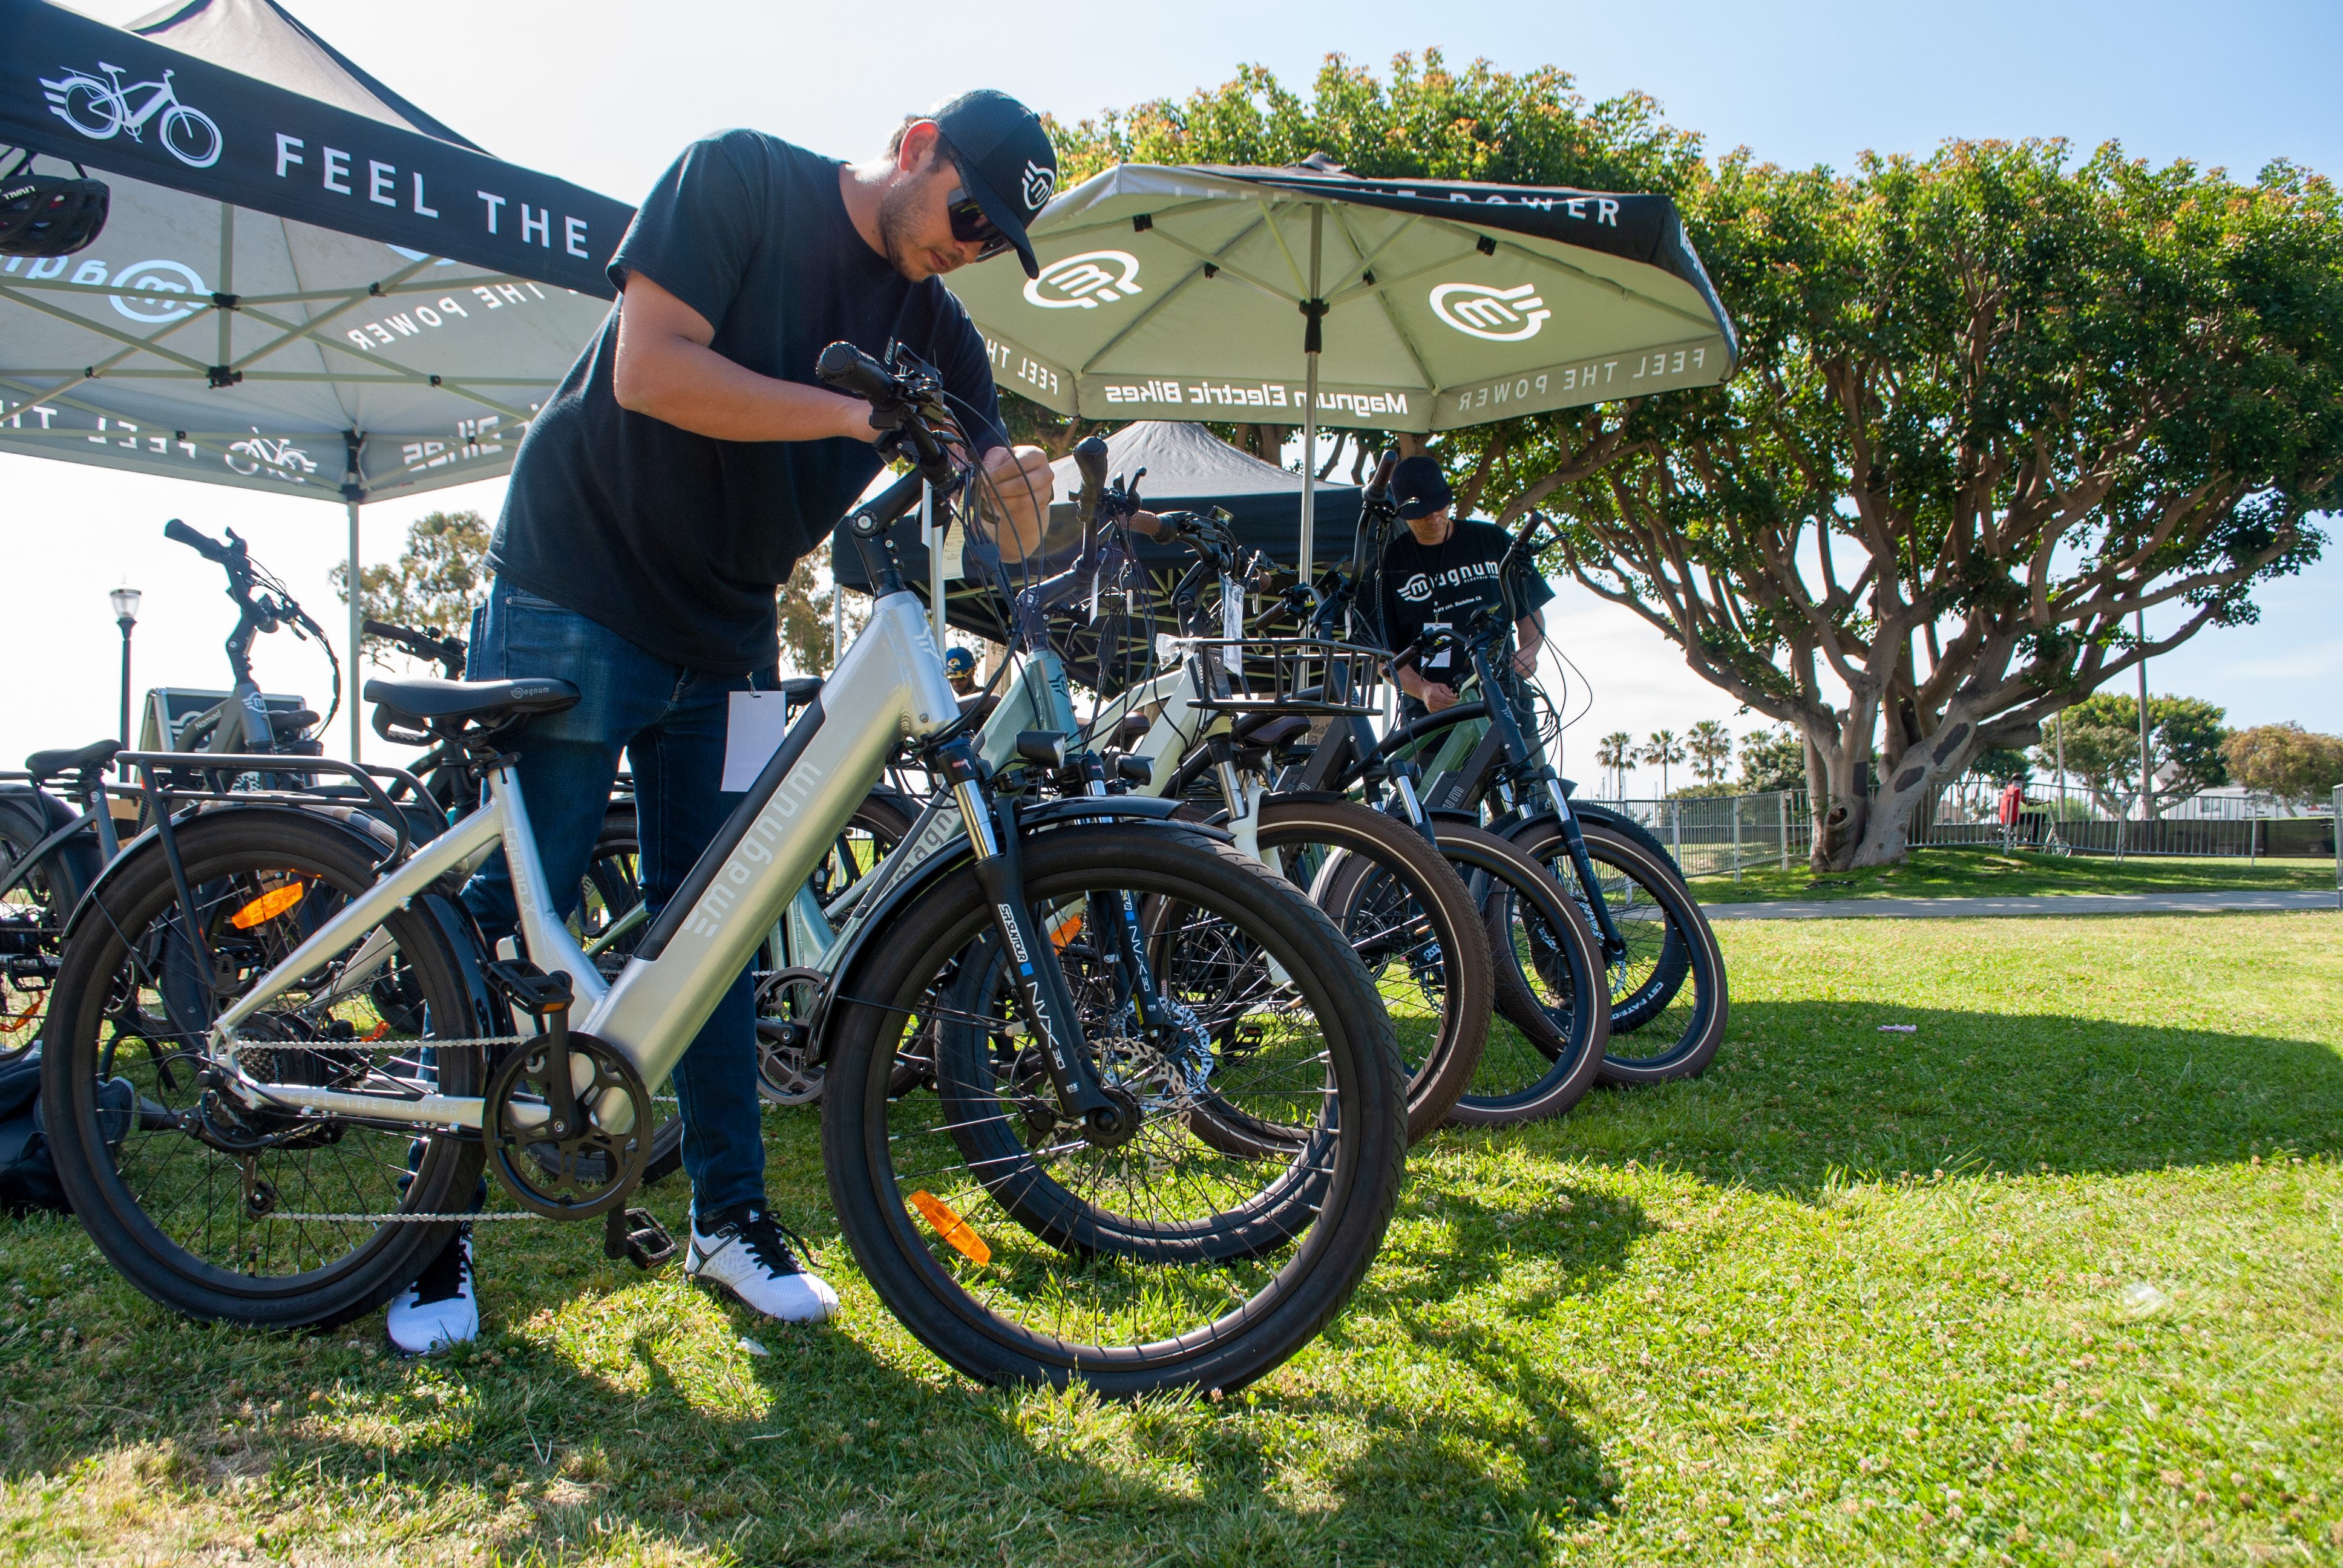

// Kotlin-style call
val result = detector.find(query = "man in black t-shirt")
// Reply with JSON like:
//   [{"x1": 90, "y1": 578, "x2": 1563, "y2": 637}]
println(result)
[
  {"x1": 386, "y1": 93, "x2": 1059, "y2": 1356},
  {"x1": 1375, "y1": 456, "x2": 1555, "y2": 718}
]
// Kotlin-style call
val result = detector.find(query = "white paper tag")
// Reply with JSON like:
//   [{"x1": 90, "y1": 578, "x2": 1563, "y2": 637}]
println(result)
[
  {"x1": 1423, "y1": 621, "x2": 1453, "y2": 670},
  {"x1": 721, "y1": 690, "x2": 796, "y2": 792}
]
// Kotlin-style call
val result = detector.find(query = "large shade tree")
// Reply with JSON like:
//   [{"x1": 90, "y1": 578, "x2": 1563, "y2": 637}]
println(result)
[
  {"x1": 1537, "y1": 143, "x2": 2341, "y2": 866},
  {"x1": 1052, "y1": 61, "x2": 2342, "y2": 868}
]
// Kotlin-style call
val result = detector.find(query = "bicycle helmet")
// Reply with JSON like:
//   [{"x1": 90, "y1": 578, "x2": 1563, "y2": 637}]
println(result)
[{"x1": 0, "y1": 169, "x2": 109, "y2": 258}]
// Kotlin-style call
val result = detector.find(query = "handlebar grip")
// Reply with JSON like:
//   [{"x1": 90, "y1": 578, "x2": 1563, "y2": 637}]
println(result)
[
  {"x1": 1386, "y1": 638, "x2": 1424, "y2": 676},
  {"x1": 1366, "y1": 450, "x2": 1399, "y2": 501},
  {"x1": 163, "y1": 517, "x2": 231, "y2": 562},
  {"x1": 362, "y1": 618, "x2": 402, "y2": 639},
  {"x1": 816, "y1": 340, "x2": 897, "y2": 403},
  {"x1": 1071, "y1": 436, "x2": 1109, "y2": 527}
]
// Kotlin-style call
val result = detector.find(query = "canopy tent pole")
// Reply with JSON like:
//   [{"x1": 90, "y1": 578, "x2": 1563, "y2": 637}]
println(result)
[
  {"x1": 923, "y1": 481, "x2": 944, "y2": 652},
  {"x1": 344, "y1": 496, "x2": 362, "y2": 762},
  {"x1": 1297, "y1": 204, "x2": 1325, "y2": 583},
  {"x1": 341, "y1": 430, "x2": 366, "y2": 763},
  {"x1": 831, "y1": 541, "x2": 846, "y2": 671}
]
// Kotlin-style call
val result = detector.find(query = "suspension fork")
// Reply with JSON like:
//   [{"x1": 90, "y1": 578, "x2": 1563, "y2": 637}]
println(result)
[
  {"x1": 1469, "y1": 642, "x2": 1630, "y2": 964},
  {"x1": 1070, "y1": 754, "x2": 1170, "y2": 1032},
  {"x1": 937, "y1": 743, "x2": 1122, "y2": 1137}
]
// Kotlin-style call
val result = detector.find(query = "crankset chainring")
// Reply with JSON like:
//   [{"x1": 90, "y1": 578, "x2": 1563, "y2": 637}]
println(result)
[
  {"x1": 753, "y1": 966, "x2": 828, "y2": 1106},
  {"x1": 484, "y1": 1031, "x2": 651, "y2": 1220}
]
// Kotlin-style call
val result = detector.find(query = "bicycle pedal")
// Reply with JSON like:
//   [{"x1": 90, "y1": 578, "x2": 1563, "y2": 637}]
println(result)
[{"x1": 605, "y1": 1206, "x2": 677, "y2": 1271}]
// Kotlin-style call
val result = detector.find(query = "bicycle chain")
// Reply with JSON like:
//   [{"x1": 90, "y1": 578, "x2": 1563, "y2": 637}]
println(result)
[{"x1": 258, "y1": 1209, "x2": 544, "y2": 1223}]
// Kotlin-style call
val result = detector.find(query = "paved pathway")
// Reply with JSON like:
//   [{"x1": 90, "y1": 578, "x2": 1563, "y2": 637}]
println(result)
[{"x1": 1698, "y1": 889, "x2": 2339, "y2": 920}]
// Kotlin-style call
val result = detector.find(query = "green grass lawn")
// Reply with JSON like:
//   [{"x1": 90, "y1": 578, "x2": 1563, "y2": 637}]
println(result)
[
  {"x1": 1693, "y1": 847, "x2": 2337, "y2": 904},
  {"x1": 5, "y1": 911, "x2": 2342, "y2": 1566}
]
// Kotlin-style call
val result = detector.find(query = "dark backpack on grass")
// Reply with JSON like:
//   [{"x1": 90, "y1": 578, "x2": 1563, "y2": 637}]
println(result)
[{"x1": 1, "y1": 1050, "x2": 135, "y2": 1215}]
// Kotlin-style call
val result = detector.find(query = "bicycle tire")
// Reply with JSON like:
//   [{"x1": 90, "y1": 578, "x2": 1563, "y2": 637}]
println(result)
[
  {"x1": 1502, "y1": 810, "x2": 1691, "y2": 1035},
  {"x1": 1257, "y1": 797, "x2": 1493, "y2": 1143},
  {"x1": 821, "y1": 824, "x2": 1405, "y2": 1397},
  {"x1": 0, "y1": 794, "x2": 99, "y2": 1062},
  {"x1": 41, "y1": 809, "x2": 484, "y2": 1328},
  {"x1": 1433, "y1": 820, "x2": 1610, "y2": 1125},
  {"x1": 1506, "y1": 817, "x2": 1729, "y2": 1083}
]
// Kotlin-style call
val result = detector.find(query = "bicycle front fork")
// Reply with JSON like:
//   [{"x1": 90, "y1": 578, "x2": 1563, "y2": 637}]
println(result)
[{"x1": 937, "y1": 743, "x2": 1127, "y2": 1142}]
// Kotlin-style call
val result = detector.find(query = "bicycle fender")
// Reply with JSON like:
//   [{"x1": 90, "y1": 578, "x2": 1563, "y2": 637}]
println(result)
[
  {"x1": 814, "y1": 809, "x2": 1228, "y2": 1062},
  {"x1": 60, "y1": 801, "x2": 408, "y2": 946}
]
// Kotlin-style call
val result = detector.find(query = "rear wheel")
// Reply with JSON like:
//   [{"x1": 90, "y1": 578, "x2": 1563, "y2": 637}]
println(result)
[
  {"x1": 1433, "y1": 822, "x2": 1610, "y2": 1125},
  {"x1": 0, "y1": 794, "x2": 98, "y2": 1062},
  {"x1": 755, "y1": 794, "x2": 913, "y2": 1106},
  {"x1": 41, "y1": 811, "x2": 483, "y2": 1328},
  {"x1": 822, "y1": 825, "x2": 1405, "y2": 1396},
  {"x1": 1506, "y1": 816, "x2": 1728, "y2": 1083},
  {"x1": 1256, "y1": 797, "x2": 1491, "y2": 1143}
]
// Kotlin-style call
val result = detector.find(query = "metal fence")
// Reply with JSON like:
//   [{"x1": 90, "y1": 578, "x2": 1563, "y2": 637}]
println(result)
[{"x1": 1601, "y1": 779, "x2": 2338, "y2": 874}]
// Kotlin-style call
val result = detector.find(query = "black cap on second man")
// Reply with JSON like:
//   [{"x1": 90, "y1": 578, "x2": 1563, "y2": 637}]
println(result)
[
  {"x1": 1391, "y1": 455, "x2": 1453, "y2": 520},
  {"x1": 931, "y1": 90, "x2": 1057, "y2": 279}
]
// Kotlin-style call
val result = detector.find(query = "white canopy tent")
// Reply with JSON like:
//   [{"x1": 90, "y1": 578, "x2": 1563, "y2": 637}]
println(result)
[{"x1": 1, "y1": 0, "x2": 628, "y2": 757}]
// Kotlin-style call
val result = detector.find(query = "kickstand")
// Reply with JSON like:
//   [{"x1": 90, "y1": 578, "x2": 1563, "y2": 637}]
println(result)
[{"x1": 605, "y1": 1206, "x2": 677, "y2": 1270}]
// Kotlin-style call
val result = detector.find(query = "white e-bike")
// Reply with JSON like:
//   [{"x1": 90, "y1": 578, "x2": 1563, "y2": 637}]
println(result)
[{"x1": 38, "y1": 344, "x2": 1406, "y2": 1397}]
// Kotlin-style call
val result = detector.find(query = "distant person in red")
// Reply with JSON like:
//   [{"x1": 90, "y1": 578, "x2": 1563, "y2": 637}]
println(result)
[{"x1": 1999, "y1": 779, "x2": 2026, "y2": 849}]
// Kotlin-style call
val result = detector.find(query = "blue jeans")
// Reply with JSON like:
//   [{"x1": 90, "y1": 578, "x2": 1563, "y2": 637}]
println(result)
[{"x1": 460, "y1": 576, "x2": 774, "y2": 1217}]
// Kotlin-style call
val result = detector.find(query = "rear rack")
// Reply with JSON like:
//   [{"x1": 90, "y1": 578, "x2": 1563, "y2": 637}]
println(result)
[{"x1": 114, "y1": 751, "x2": 437, "y2": 869}]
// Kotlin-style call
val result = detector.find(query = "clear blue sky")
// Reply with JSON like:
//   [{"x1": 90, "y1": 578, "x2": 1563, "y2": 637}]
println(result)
[{"x1": 6, "y1": 0, "x2": 2336, "y2": 771}]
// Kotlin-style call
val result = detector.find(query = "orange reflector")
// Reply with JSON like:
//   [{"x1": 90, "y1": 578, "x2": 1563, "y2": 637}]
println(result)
[
  {"x1": 1049, "y1": 913, "x2": 1083, "y2": 950},
  {"x1": 360, "y1": 1020, "x2": 391, "y2": 1043},
  {"x1": 229, "y1": 882, "x2": 305, "y2": 929},
  {"x1": 909, "y1": 1190, "x2": 991, "y2": 1266}
]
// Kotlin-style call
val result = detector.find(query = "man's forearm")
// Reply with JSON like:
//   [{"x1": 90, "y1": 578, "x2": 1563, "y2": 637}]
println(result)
[{"x1": 614, "y1": 330, "x2": 871, "y2": 445}]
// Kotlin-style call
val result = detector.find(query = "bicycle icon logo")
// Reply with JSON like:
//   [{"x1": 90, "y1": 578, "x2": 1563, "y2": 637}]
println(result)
[
  {"x1": 39, "y1": 60, "x2": 223, "y2": 169},
  {"x1": 224, "y1": 429, "x2": 318, "y2": 480}
]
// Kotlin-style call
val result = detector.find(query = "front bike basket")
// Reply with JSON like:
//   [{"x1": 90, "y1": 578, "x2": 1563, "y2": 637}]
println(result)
[{"x1": 1181, "y1": 638, "x2": 1384, "y2": 718}]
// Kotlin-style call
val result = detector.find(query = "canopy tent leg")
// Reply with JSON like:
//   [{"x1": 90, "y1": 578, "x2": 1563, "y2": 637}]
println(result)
[
  {"x1": 831, "y1": 540, "x2": 846, "y2": 671},
  {"x1": 923, "y1": 480, "x2": 944, "y2": 652},
  {"x1": 1297, "y1": 205, "x2": 1325, "y2": 584},
  {"x1": 346, "y1": 497, "x2": 362, "y2": 762}
]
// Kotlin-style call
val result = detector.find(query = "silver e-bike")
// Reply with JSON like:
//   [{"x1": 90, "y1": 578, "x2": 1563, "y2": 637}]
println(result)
[{"x1": 38, "y1": 344, "x2": 1407, "y2": 1397}]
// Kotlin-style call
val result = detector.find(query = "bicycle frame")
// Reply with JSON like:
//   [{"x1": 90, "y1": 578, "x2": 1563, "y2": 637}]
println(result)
[{"x1": 206, "y1": 590, "x2": 963, "y2": 1131}]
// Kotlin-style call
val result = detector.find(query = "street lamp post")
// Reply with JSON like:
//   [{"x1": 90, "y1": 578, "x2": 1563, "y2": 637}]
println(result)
[{"x1": 109, "y1": 586, "x2": 142, "y2": 749}]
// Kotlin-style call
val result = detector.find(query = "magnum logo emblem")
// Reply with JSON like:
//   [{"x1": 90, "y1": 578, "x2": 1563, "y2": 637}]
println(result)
[
  {"x1": 687, "y1": 763, "x2": 829, "y2": 938},
  {"x1": 1429, "y1": 281, "x2": 1550, "y2": 342}
]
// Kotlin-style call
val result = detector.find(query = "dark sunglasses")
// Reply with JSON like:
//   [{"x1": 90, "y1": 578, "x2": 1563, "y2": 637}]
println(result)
[{"x1": 945, "y1": 158, "x2": 1014, "y2": 261}]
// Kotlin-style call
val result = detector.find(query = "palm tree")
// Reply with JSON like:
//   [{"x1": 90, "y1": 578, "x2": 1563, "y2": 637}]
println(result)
[
  {"x1": 1687, "y1": 720, "x2": 1733, "y2": 786},
  {"x1": 1595, "y1": 731, "x2": 1635, "y2": 797},
  {"x1": 1642, "y1": 730, "x2": 1685, "y2": 797}
]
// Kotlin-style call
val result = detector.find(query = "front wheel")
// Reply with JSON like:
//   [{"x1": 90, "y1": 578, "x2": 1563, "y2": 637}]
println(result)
[{"x1": 821, "y1": 825, "x2": 1405, "y2": 1397}]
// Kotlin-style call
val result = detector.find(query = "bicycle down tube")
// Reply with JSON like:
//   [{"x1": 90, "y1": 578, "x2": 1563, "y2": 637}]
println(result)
[{"x1": 207, "y1": 589, "x2": 964, "y2": 1131}]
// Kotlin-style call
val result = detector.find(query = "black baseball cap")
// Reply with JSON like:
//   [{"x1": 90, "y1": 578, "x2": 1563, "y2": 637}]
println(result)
[
  {"x1": 931, "y1": 90, "x2": 1058, "y2": 279},
  {"x1": 1391, "y1": 455, "x2": 1454, "y2": 520}
]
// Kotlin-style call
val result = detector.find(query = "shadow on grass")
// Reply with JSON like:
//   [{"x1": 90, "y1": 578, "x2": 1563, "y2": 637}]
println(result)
[
  {"x1": 0, "y1": 1160, "x2": 1633, "y2": 1566},
  {"x1": 1553, "y1": 999, "x2": 2343, "y2": 1197}
]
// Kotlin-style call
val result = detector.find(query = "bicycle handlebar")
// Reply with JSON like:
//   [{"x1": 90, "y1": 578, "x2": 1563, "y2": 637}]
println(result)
[
  {"x1": 164, "y1": 516, "x2": 242, "y2": 569},
  {"x1": 815, "y1": 340, "x2": 899, "y2": 407},
  {"x1": 364, "y1": 618, "x2": 467, "y2": 676}
]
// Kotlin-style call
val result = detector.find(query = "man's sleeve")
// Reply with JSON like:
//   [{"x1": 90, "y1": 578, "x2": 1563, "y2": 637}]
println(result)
[
  {"x1": 935, "y1": 302, "x2": 1008, "y2": 454},
  {"x1": 608, "y1": 132, "x2": 765, "y2": 330}
]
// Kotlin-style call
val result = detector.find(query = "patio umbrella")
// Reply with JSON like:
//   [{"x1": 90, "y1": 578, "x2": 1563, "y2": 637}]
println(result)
[
  {"x1": 1, "y1": 0, "x2": 628, "y2": 758},
  {"x1": 945, "y1": 156, "x2": 1738, "y2": 574}
]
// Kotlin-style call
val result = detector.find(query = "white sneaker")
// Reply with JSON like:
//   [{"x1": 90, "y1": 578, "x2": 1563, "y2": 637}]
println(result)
[
  {"x1": 686, "y1": 1203, "x2": 840, "y2": 1324},
  {"x1": 387, "y1": 1228, "x2": 478, "y2": 1355}
]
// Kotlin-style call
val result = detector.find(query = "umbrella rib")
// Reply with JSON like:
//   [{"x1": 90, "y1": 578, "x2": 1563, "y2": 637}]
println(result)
[
  {"x1": 1257, "y1": 198, "x2": 1311, "y2": 296},
  {"x1": 0, "y1": 285, "x2": 218, "y2": 375},
  {"x1": 1035, "y1": 194, "x2": 1242, "y2": 244},
  {"x1": 1331, "y1": 209, "x2": 1441, "y2": 396},
  {"x1": 1076, "y1": 215, "x2": 1291, "y2": 380},
  {"x1": 1325, "y1": 210, "x2": 1422, "y2": 295},
  {"x1": 1133, "y1": 226, "x2": 1297, "y2": 309}
]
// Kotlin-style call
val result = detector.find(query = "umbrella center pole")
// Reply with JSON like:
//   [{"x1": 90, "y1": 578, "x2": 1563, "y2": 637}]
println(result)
[{"x1": 1296, "y1": 204, "x2": 1326, "y2": 584}]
